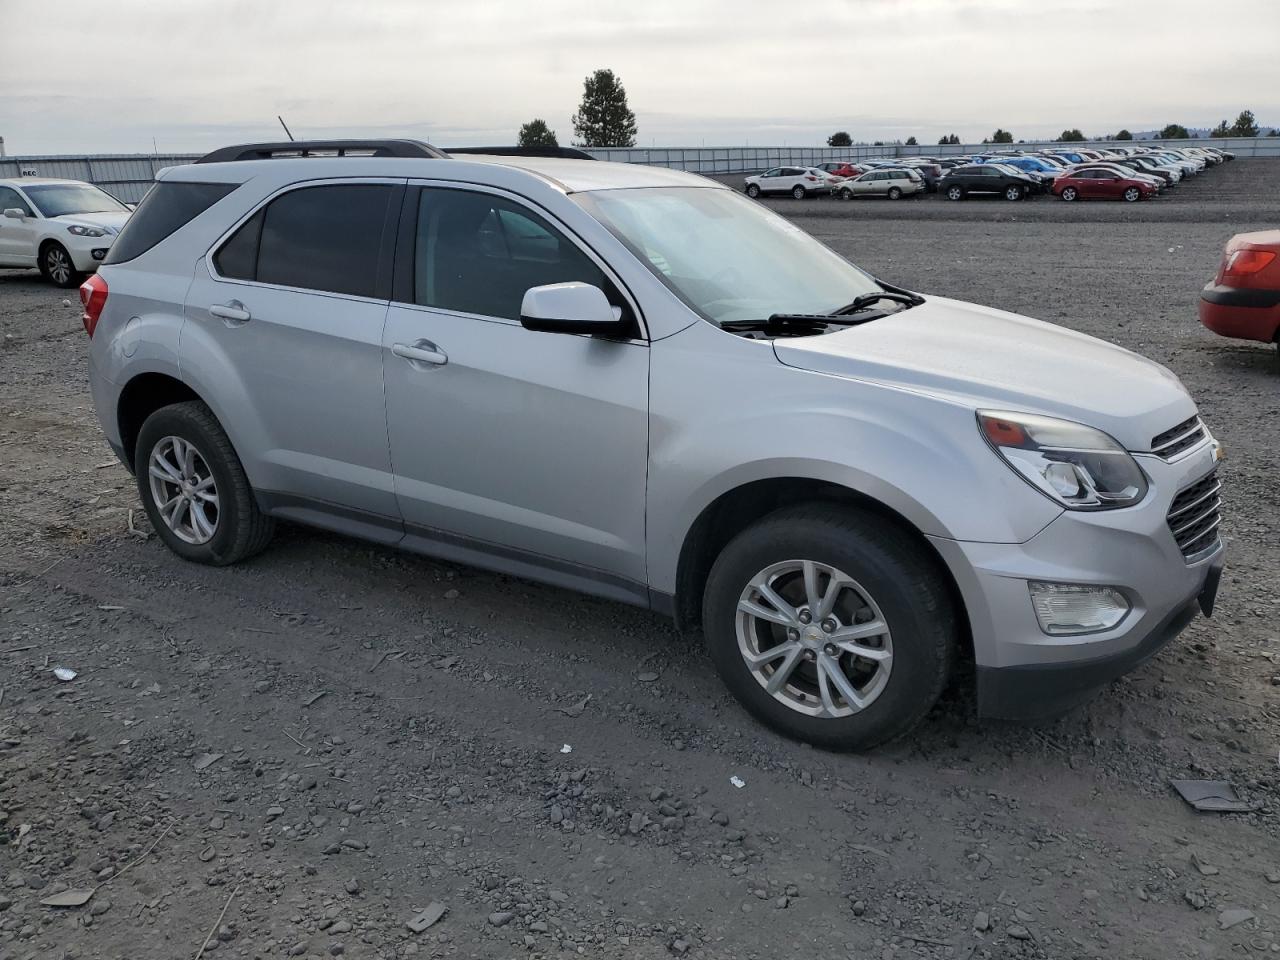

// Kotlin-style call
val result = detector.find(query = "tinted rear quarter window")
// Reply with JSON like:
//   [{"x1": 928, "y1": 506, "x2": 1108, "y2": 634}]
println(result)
[{"x1": 104, "y1": 181, "x2": 236, "y2": 264}]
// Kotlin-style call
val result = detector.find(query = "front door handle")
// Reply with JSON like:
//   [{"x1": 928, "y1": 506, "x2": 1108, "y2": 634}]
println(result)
[
  {"x1": 392, "y1": 339, "x2": 448, "y2": 366},
  {"x1": 209, "y1": 301, "x2": 251, "y2": 323}
]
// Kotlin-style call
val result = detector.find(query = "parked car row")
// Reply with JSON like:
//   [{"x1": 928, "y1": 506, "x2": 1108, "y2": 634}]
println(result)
[{"x1": 744, "y1": 144, "x2": 1234, "y2": 204}]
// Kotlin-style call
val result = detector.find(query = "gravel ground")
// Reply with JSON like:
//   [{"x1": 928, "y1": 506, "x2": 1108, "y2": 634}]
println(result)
[{"x1": 1, "y1": 159, "x2": 1277, "y2": 960}]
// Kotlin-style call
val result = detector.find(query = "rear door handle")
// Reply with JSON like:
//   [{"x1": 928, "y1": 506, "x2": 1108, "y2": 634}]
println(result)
[
  {"x1": 392, "y1": 339, "x2": 448, "y2": 366},
  {"x1": 209, "y1": 301, "x2": 251, "y2": 323}
]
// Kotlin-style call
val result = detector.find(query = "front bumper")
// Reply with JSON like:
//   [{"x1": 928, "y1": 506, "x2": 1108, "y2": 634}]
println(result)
[
  {"x1": 929, "y1": 437, "x2": 1224, "y2": 719},
  {"x1": 64, "y1": 232, "x2": 116, "y2": 271}
]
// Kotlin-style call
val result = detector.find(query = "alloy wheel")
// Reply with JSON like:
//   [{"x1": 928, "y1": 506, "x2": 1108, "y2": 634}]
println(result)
[
  {"x1": 735, "y1": 559, "x2": 893, "y2": 718},
  {"x1": 148, "y1": 436, "x2": 220, "y2": 545},
  {"x1": 46, "y1": 247, "x2": 71, "y2": 285}
]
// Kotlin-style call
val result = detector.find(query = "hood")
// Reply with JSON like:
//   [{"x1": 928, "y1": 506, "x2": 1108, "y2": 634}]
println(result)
[
  {"x1": 50, "y1": 211, "x2": 130, "y2": 234},
  {"x1": 772, "y1": 296, "x2": 1194, "y2": 452}
]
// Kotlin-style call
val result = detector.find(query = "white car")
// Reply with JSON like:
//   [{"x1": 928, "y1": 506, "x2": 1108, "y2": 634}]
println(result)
[
  {"x1": 743, "y1": 166, "x2": 833, "y2": 199},
  {"x1": 0, "y1": 178, "x2": 132, "y2": 287},
  {"x1": 835, "y1": 168, "x2": 923, "y2": 200}
]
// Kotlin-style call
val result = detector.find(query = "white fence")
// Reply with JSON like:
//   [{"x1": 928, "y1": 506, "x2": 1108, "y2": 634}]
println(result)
[{"x1": 3, "y1": 138, "x2": 1276, "y2": 202}]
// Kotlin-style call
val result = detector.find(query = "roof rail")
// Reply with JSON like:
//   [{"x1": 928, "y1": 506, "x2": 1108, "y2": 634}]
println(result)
[
  {"x1": 445, "y1": 146, "x2": 597, "y2": 161},
  {"x1": 194, "y1": 139, "x2": 448, "y2": 164}
]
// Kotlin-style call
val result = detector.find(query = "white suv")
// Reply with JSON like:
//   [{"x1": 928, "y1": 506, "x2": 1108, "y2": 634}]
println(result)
[
  {"x1": 84, "y1": 140, "x2": 1223, "y2": 750},
  {"x1": 0, "y1": 177, "x2": 131, "y2": 286},
  {"x1": 743, "y1": 166, "x2": 833, "y2": 199}
]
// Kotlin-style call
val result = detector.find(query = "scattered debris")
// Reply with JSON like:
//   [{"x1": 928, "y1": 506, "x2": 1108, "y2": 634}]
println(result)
[
  {"x1": 302, "y1": 690, "x2": 328, "y2": 707},
  {"x1": 369, "y1": 650, "x2": 402, "y2": 673},
  {"x1": 40, "y1": 888, "x2": 95, "y2": 908},
  {"x1": 97, "y1": 604, "x2": 124, "y2": 611},
  {"x1": 195, "y1": 879, "x2": 242, "y2": 959},
  {"x1": 126, "y1": 508, "x2": 150, "y2": 540},
  {"x1": 193, "y1": 752, "x2": 224, "y2": 771},
  {"x1": 557, "y1": 693, "x2": 592, "y2": 717},
  {"x1": 1171, "y1": 779, "x2": 1262, "y2": 813},
  {"x1": 406, "y1": 902, "x2": 447, "y2": 933},
  {"x1": 560, "y1": 744, "x2": 573, "y2": 754},
  {"x1": 12, "y1": 824, "x2": 31, "y2": 847},
  {"x1": 973, "y1": 911, "x2": 990, "y2": 932},
  {"x1": 1190, "y1": 852, "x2": 1219, "y2": 876},
  {"x1": 488, "y1": 911, "x2": 515, "y2": 927},
  {"x1": 637, "y1": 671, "x2": 660, "y2": 683},
  {"x1": 1184, "y1": 890, "x2": 1209, "y2": 910},
  {"x1": 1218, "y1": 908, "x2": 1255, "y2": 930},
  {"x1": 53, "y1": 666, "x2": 77, "y2": 682},
  {"x1": 729, "y1": 775, "x2": 746, "y2": 789}
]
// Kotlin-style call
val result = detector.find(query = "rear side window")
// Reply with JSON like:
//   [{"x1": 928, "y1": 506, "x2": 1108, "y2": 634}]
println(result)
[
  {"x1": 211, "y1": 184, "x2": 394, "y2": 298},
  {"x1": 104, "y1": 181, "x2": 236, "y2": 264}
]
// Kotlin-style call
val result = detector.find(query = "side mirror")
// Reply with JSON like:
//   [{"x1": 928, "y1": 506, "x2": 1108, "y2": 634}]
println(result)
[
  {"x1": 3, "y1": 208, "x2": 26, "y2": 220},
  {"x1": 520, "y1": 282, "x2": 625, "y2": 336}
]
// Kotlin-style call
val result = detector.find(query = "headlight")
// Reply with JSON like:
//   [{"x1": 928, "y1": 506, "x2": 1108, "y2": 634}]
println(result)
[
  {"x1": 67, "y1": 224, "x2": 108, "y2": 237},
  {"x1": 978, "y1": 411, "x2": 1148, "y2": 510}
]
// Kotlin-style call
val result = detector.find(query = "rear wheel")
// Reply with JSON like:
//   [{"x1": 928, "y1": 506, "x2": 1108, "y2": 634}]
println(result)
[
  {"x1": 702, "y1": 504, "x2": 957, "y2": 750},
  {"x1": 135, "y1": 401, "x2": 274, "y2": 565},
  {"x1": 39, "y1": 242, "x2": 79, "y2": 288},
  {"x1": 791, "y1": 185, "x2": 807, "y2": 200},
  {"x1": 1060, "y1": 186, "x2": 1079, "y2": 202},
  {"x1": 746, "y1": 183, "x2": 761, "y2": 199},
  {"x1": 887, "y1": 186, "x2": 902, "y2": 200},
  {"x1": 1004, "y1": 185, "x2": 1023, "y2": 201},
  {"x1": 1123, "y1": 186, "x2": 1141, "y2": 202},
  {"x1": 946, "y1": 185, "x2": 964, "y2": 201}
]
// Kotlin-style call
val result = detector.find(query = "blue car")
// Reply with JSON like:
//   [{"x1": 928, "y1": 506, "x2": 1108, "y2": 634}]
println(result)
[{"x1": 994, "y1": 156, "x2": 1062, "y2": 179}]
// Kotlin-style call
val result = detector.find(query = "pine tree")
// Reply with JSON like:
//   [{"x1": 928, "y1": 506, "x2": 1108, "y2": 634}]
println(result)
[
  {"x1": 571, "y1": 70, "x2": 637, "y2": 147},
  {"x1": 517, "y1": 119, "x2": 558, "y2": 148}
]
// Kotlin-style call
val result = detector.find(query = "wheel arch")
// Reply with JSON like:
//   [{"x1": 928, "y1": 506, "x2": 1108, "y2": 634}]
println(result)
[
  {"x1": 116, "y1": 372, "x2": 207, "y2": 470},
  {"x1": 670, "y1": 476, "x2": 971, "y2": 661}
]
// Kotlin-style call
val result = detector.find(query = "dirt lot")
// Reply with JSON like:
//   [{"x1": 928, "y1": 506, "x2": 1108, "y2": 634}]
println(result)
[{"x1": 1, "y1": 159, "x2": 1278, "y2": 960}]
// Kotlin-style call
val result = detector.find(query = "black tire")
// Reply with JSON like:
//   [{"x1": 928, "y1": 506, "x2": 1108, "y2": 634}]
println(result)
[
  {"x1": 39, "y1": 242, "x2": 80, "y2": 288},
  {"x1": 791, "y1": 185, "x2": 807, "y2": 200},
  {"x1": 838, "y1": 187, "x2": 854, "y2": 201},
  {"x1": 746, "y1": 183, "x2": 761, "y2": 199},
  {"x1": 887, "y1": 186, "x2": 902, "y2": 200},
  {"x1": 702, "y1": 504, "x2": 957, "y2": 751},
  {"x1": 1123, "y1": 186, "x2": 1141, "y2": 202},
  {"x1": 1004, "y1": 185, "x2": 1023, "y2": 201},
  {"x1": 946, "y1": 185, "x2": 964, "y2": 201},
  {"x1": 134, "y1": 401, "x2": 274, "y2": 565},
  {"x1": 1060, "y1": 186, "x2": 1078, "y2": 202}
]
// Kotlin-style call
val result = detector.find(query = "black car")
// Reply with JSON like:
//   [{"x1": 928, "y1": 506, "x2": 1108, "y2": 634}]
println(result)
[
  {"x1": 1112, "y1": 156, "x2": 1178, "y2": 186},
  {"x1": 940, "y1": 164, "x2": 1040, "y2": 201}
]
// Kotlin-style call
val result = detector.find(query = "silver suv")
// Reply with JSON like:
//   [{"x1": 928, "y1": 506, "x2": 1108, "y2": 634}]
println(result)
[{"x1": 85, "y1": 139, "x2": 1224, "y2": 750}]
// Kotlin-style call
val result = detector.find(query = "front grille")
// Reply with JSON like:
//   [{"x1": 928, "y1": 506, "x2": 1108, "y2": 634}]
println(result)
[
  {"x1": 1166, "y1": 468, "x2": 1222, "y2": 560},
  {"x1": 1151, "y1": 416, "x2": 1206, "y2": 459}
]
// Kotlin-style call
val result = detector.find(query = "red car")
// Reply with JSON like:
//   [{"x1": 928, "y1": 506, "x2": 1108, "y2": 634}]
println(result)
[
  {"x1": 817, "y1": 162, "x2": 864, "y2": 179},
  {"x1": 1198, "y1": 230, "x2": 1280, "y2": 348},
  {"x1": 1052, "y1": 168, "x2": 1155, "y2": 202}
]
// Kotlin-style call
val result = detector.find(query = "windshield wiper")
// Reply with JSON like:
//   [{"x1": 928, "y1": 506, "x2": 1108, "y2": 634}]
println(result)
[
  {"x1": 830, "y1": 289, "x2": 924, "y2": 316},
  {"x1": 720, "y1": 312, "x2": 885, "y2": 336}
]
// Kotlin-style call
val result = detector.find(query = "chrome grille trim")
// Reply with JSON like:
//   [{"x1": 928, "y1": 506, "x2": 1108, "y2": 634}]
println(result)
[
  {"x1": 1151, "y1": 416, "x2": 1206, "y2": 460},
  {"x1": 1166, "y1": 467, "x2": 1222, "y2": 561}
]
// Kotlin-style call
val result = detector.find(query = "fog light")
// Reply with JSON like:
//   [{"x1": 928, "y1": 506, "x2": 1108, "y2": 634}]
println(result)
[
  {"x1": 1028, "y1": 582, "x2": 1130, "y2": 636},
  {"x1": 91, "y1": 248, "x2": 108, "y2": 260}
]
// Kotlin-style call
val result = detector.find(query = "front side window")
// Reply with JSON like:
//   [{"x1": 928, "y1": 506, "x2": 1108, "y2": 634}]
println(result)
[
  {"x1": 211, "y1": 183, "x2": 393, "y2": 298},
  {"x1": 0, "y1": 187, "x2": 33, "y2": 216},
  {"x1": 412, "y1": 188, "x2": 628, "y2": 325},
  {"x1": 575, "y1": 186, "x2": 881, "y2": 325}
]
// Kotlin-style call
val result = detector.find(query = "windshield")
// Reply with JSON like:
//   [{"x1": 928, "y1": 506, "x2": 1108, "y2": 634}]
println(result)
[
  {"x1": 24, "y1": 183, "x2": 128, "y2": 218},
  {"x1": 574, "y1": 187, "x2": 881, "y2": 324}
]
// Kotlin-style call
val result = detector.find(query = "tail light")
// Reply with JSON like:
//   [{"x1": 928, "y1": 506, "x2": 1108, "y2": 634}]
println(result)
[
  {"x1": 1223, "y1": 249, "x2": 1277, "y2": 280},
  {"x1": 805, "y1": 175, "x2": 819, "y2": 181},
  {"x1": 79, "y1": 273, "x2": 108, "y2": 338}
]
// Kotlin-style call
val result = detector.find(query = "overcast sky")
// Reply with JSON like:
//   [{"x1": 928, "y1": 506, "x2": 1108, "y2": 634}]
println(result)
[{"x1": 2, "y1": 0, "x2": 1277, "y2": 155}]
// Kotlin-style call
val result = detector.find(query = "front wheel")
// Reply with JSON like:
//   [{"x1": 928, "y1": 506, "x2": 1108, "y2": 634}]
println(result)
[
  {"x1": 887, "y1": 186, "x2": 902, "y2": 200},
  {"x1": 702, "y1": 505, "x2": 957, "y2": 750},
  {"x1": 135, "y1": 401, "x2": 274, "y2": 565},
  {"x1": 40, "y1": 242, "x2": 80, "y2": 288},
  {"x1": 1004, "y1": 185, "x2": 1023, "y2": 201},
  {"x1": 746, "y1": 184, "x2": 761, "y2": 199},
  {"x1": 946, "y1": 185, "x2": 964, "y2": 201},
  {"x1": 791, "y1": 185, "x2": 807, "y2": 200},
  {"x1": 1123, "y1": 187, "x2": 1141, "y2": 202},
  {"x1": 1059, "y1": 186, "x2": 1079, "y2": 202},
  {"x1": 838, "y1": 187, "x2": 854, "y2": 201}
]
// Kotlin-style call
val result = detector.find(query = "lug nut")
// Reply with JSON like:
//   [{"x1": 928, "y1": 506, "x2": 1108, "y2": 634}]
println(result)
[
  {"x1": 787, "y1": 628, "x2": 800, "y2": 641},
  {"x1": 798, "y1": 609, "x2": 812, "y2": 625},
  {"x1": 803, "y1": 650, "x2": 817, "y2": 661},
  {"x1": 824, "y1": 644, "x2": 838, "y2": 657},
  {"x1": 821, "y1": 618, "x2": 837, "y2": 633}
]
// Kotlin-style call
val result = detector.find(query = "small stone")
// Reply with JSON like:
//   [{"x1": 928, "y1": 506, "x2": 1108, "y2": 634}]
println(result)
[
  {"x1": 1265, "y1": 871, "x2": 1280, "y2": 884},
  {"x1": 89, "y1": 899, "x2": 112, "y2": 917},
  {"x1": 265, "y1": 806, "x2": 284, "y2": 820},
  {"x1": 1007, "y1": 925, "x2": 1032, "y2": 941},
  {"x1": 329, "y1": 920, "x2": 352, "y2": 934},
  {"x1": 671, "y1": 939, "x2": 690, "y2": 954},
  {"x1": 548, "y1": 889, "x2": 569, "y2": 903},
  {"x1": 628, "y1": 812, "x2": 644, "y2": 835},
  {"x1": 444, "y1": 589, "x2": 460, "y2": 600},
  {"x1": 772, "y1": 896, "x2": 789, "y2": 909},
  {"x1": 851, "y1": 900, "x2": 866, "y2": 917},
  {"x1": 288, "y1": 943, "x2": 307, "y2": 957},
  {"x1": 550, "y1": 805, "x2": 564, "y2": 824},
  {"x1": 649, "y1": 787, "x2": 666, "y2": 802},
  {"x1": 711, "y1": 812, "x2": 729, "y2": 826},
  {"x1": 1185, "y1": 890, "x2": 1209, "y2": 910},
  {"x1": 973, "y1": 911, "x2": 990, "y2": 932},
  {"x1": 488, "y1": 911, "x2": 514, "y2": 927},
  {"x1": 530, "y1": 921, "x2": 548, "y2": 933},
  {"x1": 216, "y1": 925, "x2": 236, "y2": 942},
  {"x1": 1219, "y1": 908, "x2": 1256, "y2": 930},
  {"x1": 344, "y1": 878, "x2": 360, "y2": 895}
]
